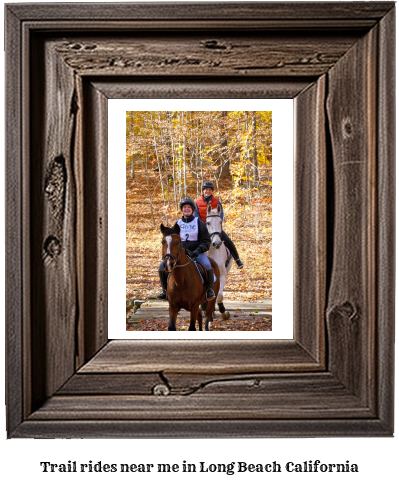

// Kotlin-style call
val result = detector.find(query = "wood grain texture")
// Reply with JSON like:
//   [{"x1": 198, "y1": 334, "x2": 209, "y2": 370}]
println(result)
[
  {"x1": 79, "y1": 340, "x2": 321, "y2": 374},
  {"x1": 5, "y1": 4, "x2": 24, "y2": 437},
  {"x1": 53, "y1": 33, "x2": 360, "y2": 78},
  {"x1": 376, "y1": 6, "x2": 396, "y2": 431},
  {"x1": 30, "y1": 37, "x2": 78, "y2": 408},
  {"x1": 29, "y1": 392, "x2": 371, "y2": 421},
  {"x1": 7, "y1": 2, "x2": 394, "y2": 22},
  {"x1": 13, "y1": 418, "x2": 390, "y2": 439},
  {"x1": 325, "y1": 26, "x2": 377, "y2": 404},
  {"x1": 81, "y1": 81, "x2": 109, "y2": 362},
  {"x1": 294, "y1": 76, "x2": 326, "y2": 363},
  {"x1": 91, "y1": 78, "x2": 312, "y2": 100},
  {"x1": 59, "y1": 371, "x2": 361, "y2": 398},
  {"x1": 58, "y1": 372, "x2": 163, "y2": 396},
  {"x1": 5, "y1": 2, "x2": 395, "y2": 438}
]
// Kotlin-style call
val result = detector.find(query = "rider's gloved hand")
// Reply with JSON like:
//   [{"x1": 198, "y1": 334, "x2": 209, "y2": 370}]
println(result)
[{"x1": 186, "y1": 249, "x2": 199, "y2": 259}]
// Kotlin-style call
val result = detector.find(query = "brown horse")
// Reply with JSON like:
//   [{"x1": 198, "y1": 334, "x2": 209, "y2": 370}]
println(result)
[{"x1": 160, "y1": 222, "x2": 220, "y2": 331}]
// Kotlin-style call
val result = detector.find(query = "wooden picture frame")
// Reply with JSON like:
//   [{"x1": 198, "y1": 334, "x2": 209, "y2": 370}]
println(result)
[{"x1": 5, "y1": 2, "x2": 395, "y2": 438}]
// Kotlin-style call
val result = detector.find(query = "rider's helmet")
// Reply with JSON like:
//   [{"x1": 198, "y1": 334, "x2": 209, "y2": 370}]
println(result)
[
  {"x1": 202, "y1": 181, "x2": 214, "y2": 191},
  {"x1": 180, "y1": 198, "x2": 196, "y2": 212}
]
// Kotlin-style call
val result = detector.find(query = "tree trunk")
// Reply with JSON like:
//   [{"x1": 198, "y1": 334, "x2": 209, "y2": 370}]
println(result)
[
  {"x1": 130, "y1": 111, "x2": 135, "y2": 178},
  {"x1": 217, "y1": 111, "x2": 230, "y2": 179},
  {"x1": 143, "y1": 154, "x2": 156, "y2": 228},
  {"x1": 182, "y1": 112, "x2": 187, "y2": 195},
  {"x1": 252, "y1": 111, "x2": 259, "y2": 187}
]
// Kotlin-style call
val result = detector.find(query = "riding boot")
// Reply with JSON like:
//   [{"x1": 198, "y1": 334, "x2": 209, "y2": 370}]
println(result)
[
  {"x1": 156, "y1": 269, "x2": 168, "y2": 300},
  {"x1": 221, "y1": 231, "x2": 244, "y2": 269},
  {"x1": 228, "y1": 242, "x2": 244, "y2": 268},
  {"x1": 206, "y1": 269, "x2": 216, "y2": 301}
]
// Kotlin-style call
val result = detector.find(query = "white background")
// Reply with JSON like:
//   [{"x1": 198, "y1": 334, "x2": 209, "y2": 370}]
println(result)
[
  {"x1": 1, "y1": 1, "x2": 397, "y2": 486},
  {"x1": 109, "y1": 99, "x2": 293, "y2": 339}
]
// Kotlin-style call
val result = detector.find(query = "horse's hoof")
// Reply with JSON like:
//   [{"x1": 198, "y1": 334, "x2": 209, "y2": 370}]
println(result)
[
  {"x1": 222, "y1": 311, "x2": 230, "y2": 320},
  {"x1": 168, "y1": 327, "x2": 176, "y2": 331}
]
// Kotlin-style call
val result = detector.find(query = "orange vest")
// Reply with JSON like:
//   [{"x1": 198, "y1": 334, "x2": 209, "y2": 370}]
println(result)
[{"x1": 196, "y1": 196, "x2": 220, "y2": 223}]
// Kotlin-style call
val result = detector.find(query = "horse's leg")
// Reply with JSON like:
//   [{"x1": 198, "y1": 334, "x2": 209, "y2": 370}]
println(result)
[
  {"x1": 205, "y1": 308, "x2": 214, "y2": 331},
  {"x1": 204, "y1": 314, "x2": 213, "y2": 331},
  {"x1": 204, "y1": 301, "x2": 215, "y2": 331},
  {"x1": 218, "y1": 301, "x2": 230, "y2": 320},
  {"x1": 188, "y1": 307, "x2": 197, "y2": 331},
  {"x1": 217, "y1": 272, "x2": 226, "y2": 305},
  {"x1": 168, "y1": 306, "x2": 178, "y2": 331},
  {"x1": 216, "y1": 272, "x2": 230, "y2": 320},
  {"x1": 197, "y1": 307, "x2": 203, "y2": 331}
]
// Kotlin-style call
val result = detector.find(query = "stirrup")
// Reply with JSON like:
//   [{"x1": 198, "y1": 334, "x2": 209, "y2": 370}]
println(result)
[
  {"x1": 156, "y1": 290, "x2": 167, "y2": 300},
  {"x1": 236, "y1": 259, "x2": 244, "y2": 269},
  {"x1": 206, "y1": 289, "x2": 216, "y2": 301}
]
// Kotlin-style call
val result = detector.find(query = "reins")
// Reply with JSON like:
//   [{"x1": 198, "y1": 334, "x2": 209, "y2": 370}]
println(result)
[{"x1": 163, "y1": 234, "x2": 194, "y2": 271}]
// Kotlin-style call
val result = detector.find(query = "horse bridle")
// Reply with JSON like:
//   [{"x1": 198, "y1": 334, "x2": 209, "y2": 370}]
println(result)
[
  {"x1": 206, "y1": 214, "x2": 223, "y2": 241},
  {"x1": 162, "y1": 234, "x2": 192, "y2": 271}
]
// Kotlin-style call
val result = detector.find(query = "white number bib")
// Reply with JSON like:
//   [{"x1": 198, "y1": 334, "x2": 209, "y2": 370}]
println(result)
[{"x1": 178, "y1": 218, "x2": 199, "y2": 242}]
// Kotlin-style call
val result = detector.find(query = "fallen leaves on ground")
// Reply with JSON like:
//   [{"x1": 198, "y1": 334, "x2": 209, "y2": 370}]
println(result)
[
  {"x1": 126, "y1": 168, "x2": 272, "y2": 302},
  {"x1": 127, "y1": 316, "x2": 272, "y2": 332}
]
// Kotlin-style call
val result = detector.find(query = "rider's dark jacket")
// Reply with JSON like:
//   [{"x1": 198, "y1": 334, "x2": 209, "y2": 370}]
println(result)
[{"x1": 177, "y1": 215, "x2": 211, "y2": 254}]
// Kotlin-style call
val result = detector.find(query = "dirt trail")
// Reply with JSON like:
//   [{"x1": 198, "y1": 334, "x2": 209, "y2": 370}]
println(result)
[{"x1": 127, "y1": 296, "x2": 272, "y2": 331}]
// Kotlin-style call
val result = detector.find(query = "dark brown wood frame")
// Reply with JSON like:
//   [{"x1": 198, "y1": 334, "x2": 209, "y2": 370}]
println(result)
[{"x1": 5, "y1": 2, "x2": 395, "y2": 438}]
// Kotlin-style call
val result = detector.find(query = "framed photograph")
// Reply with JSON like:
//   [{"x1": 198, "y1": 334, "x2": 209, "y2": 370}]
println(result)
[
  {"x1": 108, "y1": 99, "x2": 293, "y2": 339},
  {"x1": 5, "y1": 2, "x2": 395, "y2": 437}
]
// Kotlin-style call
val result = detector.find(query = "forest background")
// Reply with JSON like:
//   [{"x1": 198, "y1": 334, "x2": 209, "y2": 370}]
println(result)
[{"x1": 126, "y1": 110, "x2": 272, "y2": 323}]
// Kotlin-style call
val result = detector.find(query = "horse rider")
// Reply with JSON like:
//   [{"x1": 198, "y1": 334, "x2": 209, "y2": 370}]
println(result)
[
  {"x1": 157, "y1": 197, "x2": 216, "y2": 302},
  {"x1": 194, "y1": 181, "x2": 244, "y2": 269}
]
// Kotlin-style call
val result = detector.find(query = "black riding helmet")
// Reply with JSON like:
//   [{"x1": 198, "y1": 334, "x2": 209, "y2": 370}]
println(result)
[
  {"x1": 180, "y1": 197, "x2": 195, "y2": 212},
  {"x1": 202, "y1": 181, "x2": 214, "y2": 191}
]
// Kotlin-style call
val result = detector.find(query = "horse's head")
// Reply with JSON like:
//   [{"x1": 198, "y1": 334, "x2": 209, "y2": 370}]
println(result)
[
  {"x1": 206, "y1": 204, "x2": 223, "y2": 249},
  {"x1": 160, "y1": 223, "x2": 182, "y2": 272}
]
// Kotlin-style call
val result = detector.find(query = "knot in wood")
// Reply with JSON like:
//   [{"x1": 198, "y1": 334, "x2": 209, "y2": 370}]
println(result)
[
  {"x1": 327, "y1": 301, "x2": 358, "y2": 324},
  {"x1": 339, "y1": 301, "x2": 358, "y2": 321},
  {"x1": 201, "y1": 40, "x2": 227, "y2": 50},
  {"x1": 45, "y1": 181, "x2": 56, "y2": 197},
  {"x1": 45, "y1": 156, "x2": 66, "y2": 213},
  {"x1": 43, "y1": 236, "x2": 62, "y2": 266},
  {"x1": 44, "y1": 236, "x2": 61, "y2": 258},
  {"x1": 342, "y1": 119, "x2": 353, "y2": 138},
  {"x1": 152, "y1": 383, "x2": 170, "y2": 396}
]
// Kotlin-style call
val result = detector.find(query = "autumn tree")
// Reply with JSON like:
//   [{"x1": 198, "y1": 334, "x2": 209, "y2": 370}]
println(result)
[
  {"x1": 126, "y1": 110, "x2": 273, "y2": 303},
  {"x1": 126, "y1": 110, "x2": 271, "y2": 221}
]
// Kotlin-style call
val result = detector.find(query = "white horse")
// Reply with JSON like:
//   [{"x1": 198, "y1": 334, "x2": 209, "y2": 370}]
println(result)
[{"x1": 205, "y1": 204, "x2": 233, "y2": 320}]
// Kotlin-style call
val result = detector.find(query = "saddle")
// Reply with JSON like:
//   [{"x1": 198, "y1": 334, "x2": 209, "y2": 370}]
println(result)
[
  {"x1": 195, "y1": 262, "x2": 210, "y2": 312},
  {"x1": 193, "y1": 260, "x2": 208, "y2": 284}
]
